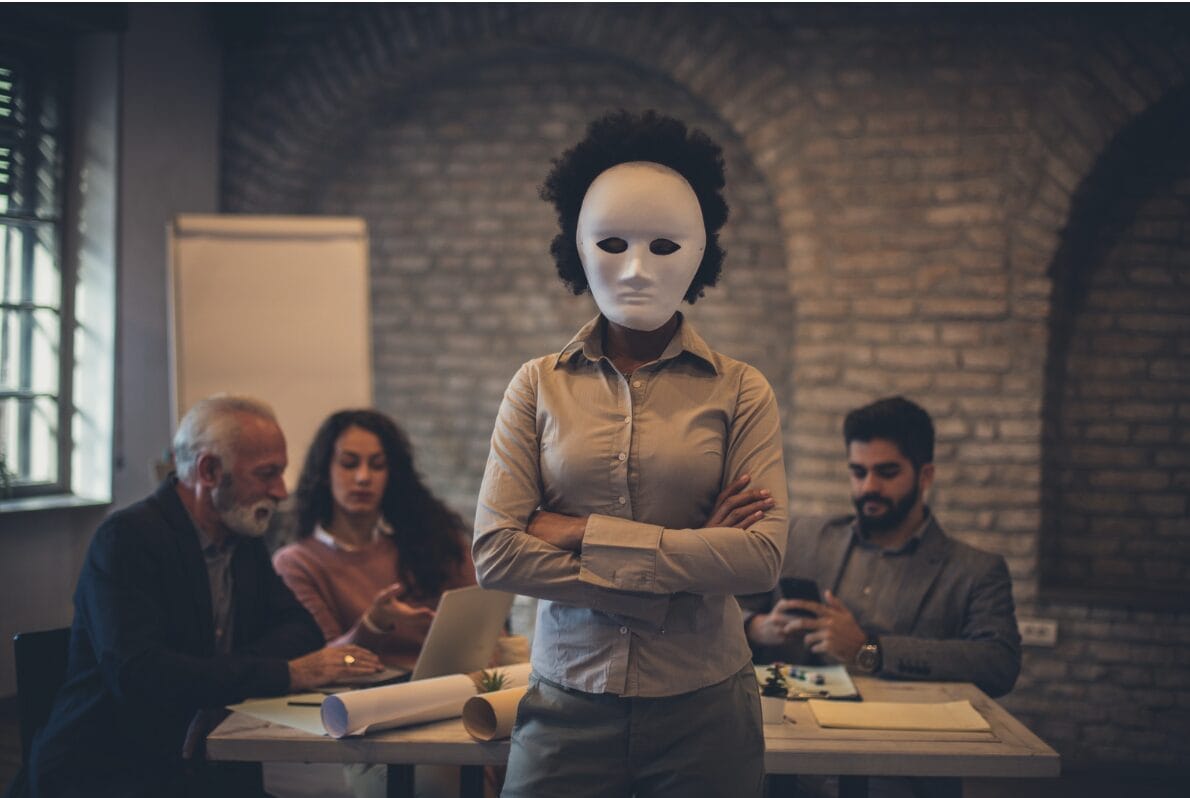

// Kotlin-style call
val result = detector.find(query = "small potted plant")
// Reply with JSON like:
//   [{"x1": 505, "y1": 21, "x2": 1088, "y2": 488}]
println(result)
[
  {"x1": 759, "y1": 663, "x2": 789, "y2": 724},
  {"x1": 477, "y1": 668, "x2": 507, "y2": 693}
]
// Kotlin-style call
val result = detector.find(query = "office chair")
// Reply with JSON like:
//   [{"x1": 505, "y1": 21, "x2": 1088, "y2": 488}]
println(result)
[{"x1": 12, "y1": 627, "x2": 70, "y2": 762}]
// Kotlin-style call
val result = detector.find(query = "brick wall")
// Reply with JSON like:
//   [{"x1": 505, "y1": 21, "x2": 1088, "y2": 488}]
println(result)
[
  {"x1": 1008, "y1": 88, "x2": 1190, "y2": 763},
  {"x1": 217, "y1": 5, "x2": 1190, "y2": 766},
  {"x1": 260, "y1": 52, "x2": 791, "y2": 516},
  {"x1": 1048, "y1": 154, "x2": 1190, "y2": 594}
]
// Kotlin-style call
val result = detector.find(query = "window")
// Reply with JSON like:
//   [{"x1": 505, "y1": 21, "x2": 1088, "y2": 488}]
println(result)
[{"x1": 0, "y1": 34, "x2": 71, "y2": 498}]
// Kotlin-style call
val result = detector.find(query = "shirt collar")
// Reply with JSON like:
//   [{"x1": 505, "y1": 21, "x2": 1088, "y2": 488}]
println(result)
[
  {"x1": 313, "y1": 518, "x2": 393, "y2": 552},
  {"x1": 851, "y1": 506, "x2": 932, "y2": 556},
  {"x1": 180, "y1": 497, "x2": 236, "y2": 557},
  {"x1": 553, "y1": 313, "x2": 718, "y2": 374},
  {"x1": 200, "y1": 534, "x2": 234, "y2": 558}
]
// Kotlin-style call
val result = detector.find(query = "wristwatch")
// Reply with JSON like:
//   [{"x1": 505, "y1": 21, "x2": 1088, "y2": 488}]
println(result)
[{"x1": 854, "y1": 639, "x2": 882, "y2": 674}]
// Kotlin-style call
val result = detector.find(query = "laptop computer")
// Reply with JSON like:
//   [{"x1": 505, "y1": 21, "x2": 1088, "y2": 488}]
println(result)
[
  {"x1": 324, "y1": 585, "x2": 516, "y2": 689},
  {"x1": 409, "y1": 586, "x2": 516, "y2": 680}
]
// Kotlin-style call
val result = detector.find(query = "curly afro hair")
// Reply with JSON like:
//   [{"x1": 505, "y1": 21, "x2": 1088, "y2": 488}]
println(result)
[{"x1": 539, "y1": 109, "x2": 729, "y2": 304}]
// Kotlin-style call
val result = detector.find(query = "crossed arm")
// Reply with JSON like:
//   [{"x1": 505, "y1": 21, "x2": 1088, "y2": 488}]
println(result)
[
  {"x1": 526, "y1": 473, "x2": 775, "y2": 552},
  {"x1": 471, "y1": 362, "x2": 788, "y2": 627}
]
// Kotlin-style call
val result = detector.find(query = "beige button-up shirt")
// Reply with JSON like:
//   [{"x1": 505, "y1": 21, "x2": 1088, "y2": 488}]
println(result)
[{"x1": 474, "y1": 315, "x2": 787, "y2": 697}]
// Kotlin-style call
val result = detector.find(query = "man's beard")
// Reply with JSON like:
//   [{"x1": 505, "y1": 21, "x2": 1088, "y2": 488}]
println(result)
[
  {"x1": 213, "y1": 475, "x2": 276, "y2": 538},
  {"x1": 218, "y1": 499, "x2": 276, "y2": 538},
  {"x1": 854, "y1": 478, "x2": 919, "y2": 535}
]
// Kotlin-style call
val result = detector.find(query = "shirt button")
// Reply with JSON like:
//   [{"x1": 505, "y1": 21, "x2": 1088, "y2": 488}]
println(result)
[
  {"x1": 632, "y1": 380, "x2": 642, "y2": 388},
  {"x1": 618, "y1": 496, "x2": 626, "y2": 505},
  {"x1": 619, "y1": 626, "x2": 628, "y2": 635},
  {"x1": 863, "y1": 586, "x2": 872, "y2": 596},
  {"x1": 617, "y1": 452, "x2": 626, "y2": 461},
  {"x1": 624, "y1": 416, "x2": 631, "y2": 423}
]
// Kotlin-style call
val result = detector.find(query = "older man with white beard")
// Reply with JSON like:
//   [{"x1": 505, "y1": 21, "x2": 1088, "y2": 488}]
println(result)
[{"x1": 15, "y1": 396, "x2": 382, "y2": 798}]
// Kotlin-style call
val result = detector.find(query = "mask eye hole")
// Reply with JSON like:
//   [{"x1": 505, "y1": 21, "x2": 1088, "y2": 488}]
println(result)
[
  {"x1": 596, "y1": 238, "x2": 627, "y2": 254},
  {"x1": 649, "y1": 238, "x2": 680, "y2": 256}
]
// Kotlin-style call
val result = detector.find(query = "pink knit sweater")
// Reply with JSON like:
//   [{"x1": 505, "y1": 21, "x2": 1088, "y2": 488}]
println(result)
[{"x1": 273, "y1": 534, "x2": 476, "y2": 668}]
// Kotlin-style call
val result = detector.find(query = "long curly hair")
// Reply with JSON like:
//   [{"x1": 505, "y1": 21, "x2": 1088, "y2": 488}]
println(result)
[
  {"x1": 540, "y1": 109, "x2": 730, "y2": 303},
  {"x1": 294, "y1": 409, "x2": 467, "y2": 599}
]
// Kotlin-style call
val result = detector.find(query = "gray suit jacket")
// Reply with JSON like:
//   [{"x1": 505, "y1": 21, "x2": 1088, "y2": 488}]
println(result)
[{"x1": 739, "y1": 514, "x2": 1021, "y2": 697}]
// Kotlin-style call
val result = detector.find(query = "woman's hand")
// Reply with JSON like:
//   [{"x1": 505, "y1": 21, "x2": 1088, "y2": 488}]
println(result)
[
  {"x1": 704, "y1": 474, "x2": 775, "y2": 529},
  {"x1": 365, "y1": 582, "x2": 436, "y2": 635}
]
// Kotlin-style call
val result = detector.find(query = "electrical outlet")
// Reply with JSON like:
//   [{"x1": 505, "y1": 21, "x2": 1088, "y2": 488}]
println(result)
[{"x1": 1018, "y1": 618, "x2": 1058, "y2": 647}]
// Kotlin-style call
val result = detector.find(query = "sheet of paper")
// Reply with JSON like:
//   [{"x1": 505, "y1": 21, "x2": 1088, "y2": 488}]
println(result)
[
  {"x1": 226, "y1": 693, "x2": 329, "y2": 737},
  {"x1": 320, "y1": 662, "x2": 533, "y2": 738},
  {"x1": 808, "y1": 699, "x2": 991, "y2": 732}
]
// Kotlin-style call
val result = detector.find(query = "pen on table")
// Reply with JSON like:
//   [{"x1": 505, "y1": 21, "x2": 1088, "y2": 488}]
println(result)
[{"x1": 287, "y1": 699, "x2": 324, "y2": 706}]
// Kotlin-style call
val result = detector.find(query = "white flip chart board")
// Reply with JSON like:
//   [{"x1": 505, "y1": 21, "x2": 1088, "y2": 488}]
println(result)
[{"x1": 168, "y1": 214, "x2": 372, "y2": 488}]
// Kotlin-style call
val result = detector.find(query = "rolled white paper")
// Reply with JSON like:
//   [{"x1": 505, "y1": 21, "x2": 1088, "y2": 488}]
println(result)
[
  {"x1": 462, "y1": 686, "x2": 528, "y2": 741},
  {"x1": 320, "y1": 662, "x2": 533, "y2": 738}
]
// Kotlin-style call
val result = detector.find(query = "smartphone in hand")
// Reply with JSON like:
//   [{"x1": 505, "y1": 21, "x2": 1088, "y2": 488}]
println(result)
[{"x1": 779, "y1": 577, "x2": 822, "y2": 618}]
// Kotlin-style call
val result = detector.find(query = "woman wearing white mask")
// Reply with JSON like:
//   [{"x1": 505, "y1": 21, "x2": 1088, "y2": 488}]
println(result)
[{"x1": 473, "y1": 110, "x2": 788, "y2": 798}]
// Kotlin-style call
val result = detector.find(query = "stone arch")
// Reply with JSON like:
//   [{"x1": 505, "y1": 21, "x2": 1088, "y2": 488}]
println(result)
[
  {"x1": 992, "y1": 19, "x2": 1190, "y2": 600},
  {"x1": 220, "y1": 5, "x2": 796, "y2": 217},
  {"x1": 1038, "y1": 82, "x2": 1190, "y2": 606},
  {"x1": 217, "y1": 6, "x2": 796, "y2": 517}
]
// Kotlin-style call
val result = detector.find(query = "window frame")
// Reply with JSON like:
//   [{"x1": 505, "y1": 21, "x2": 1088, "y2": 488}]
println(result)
[{"x1": 0, "y1": 26, "x2": 76, "y2": 500}]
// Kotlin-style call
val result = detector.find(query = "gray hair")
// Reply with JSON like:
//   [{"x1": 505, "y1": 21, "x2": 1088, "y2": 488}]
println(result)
[{"x1": 172, "y1": 395, "x2": 278, "y2": 482}]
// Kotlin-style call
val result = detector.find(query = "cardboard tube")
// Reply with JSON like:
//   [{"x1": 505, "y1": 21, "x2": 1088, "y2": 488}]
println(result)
[{"x1": 462, "y1": 686, "x2": 528, "y2": 741}]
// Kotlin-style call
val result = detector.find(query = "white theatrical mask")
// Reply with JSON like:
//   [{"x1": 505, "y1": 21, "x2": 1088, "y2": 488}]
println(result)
[{"x1": 576, "y1": 161, "x2": 706, "y2": 332}]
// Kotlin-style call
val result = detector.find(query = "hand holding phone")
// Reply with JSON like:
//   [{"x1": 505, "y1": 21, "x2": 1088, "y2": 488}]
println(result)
[{"x1": 778, "y1": 577, "x2": 822, "y2": 618}]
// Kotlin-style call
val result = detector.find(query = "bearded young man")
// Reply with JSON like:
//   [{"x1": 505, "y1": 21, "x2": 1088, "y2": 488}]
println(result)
[
  {"x1": 741, "y1": 396, "x2": 1021, "y2": 700},
  {"x1": 13, "y1": 396, "x2": 382, "y2": 798}
]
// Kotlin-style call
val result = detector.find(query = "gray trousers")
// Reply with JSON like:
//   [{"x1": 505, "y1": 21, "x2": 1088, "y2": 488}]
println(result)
[{"x1": 502, "y1": 663, "x2": 764, "y2": 798}]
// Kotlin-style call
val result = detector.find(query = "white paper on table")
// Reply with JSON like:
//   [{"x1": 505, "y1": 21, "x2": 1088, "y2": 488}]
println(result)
[
  {"x1": 227, "y1": 693, "x2": 329, "y2": 736},
  {"x1": 320, "y1": 662, "x2": 533, "y2": 738},
  {"x1": 808, "y1": 699, "x2": 991, "y2": 732}
]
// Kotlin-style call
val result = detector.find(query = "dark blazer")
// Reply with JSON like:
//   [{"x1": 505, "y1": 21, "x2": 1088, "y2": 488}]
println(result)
[
  {"x1": 23, "y1": 477, "x2": 324, "y2": 797},
  {"x1": 740, "y1": 514, "x2": 1021, "y2": 698}
]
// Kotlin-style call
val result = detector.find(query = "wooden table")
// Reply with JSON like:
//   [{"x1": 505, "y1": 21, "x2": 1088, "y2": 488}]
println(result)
[
  {"x1": 764, "y1": 677, "x2": 1058, "y2": 797},
  {"x1": 206, "y1": 676, "x2": 1059, "y2": 797}
]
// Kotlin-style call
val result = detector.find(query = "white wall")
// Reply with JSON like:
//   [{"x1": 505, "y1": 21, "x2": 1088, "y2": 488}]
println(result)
[{"x1": 0, "y1": 6, "x2": 221, "y2": 696}]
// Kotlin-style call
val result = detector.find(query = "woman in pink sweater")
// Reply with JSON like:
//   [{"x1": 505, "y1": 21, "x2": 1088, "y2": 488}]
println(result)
[{"x1": 273, "y1": 409, "x2": 476, "y2": 669}]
